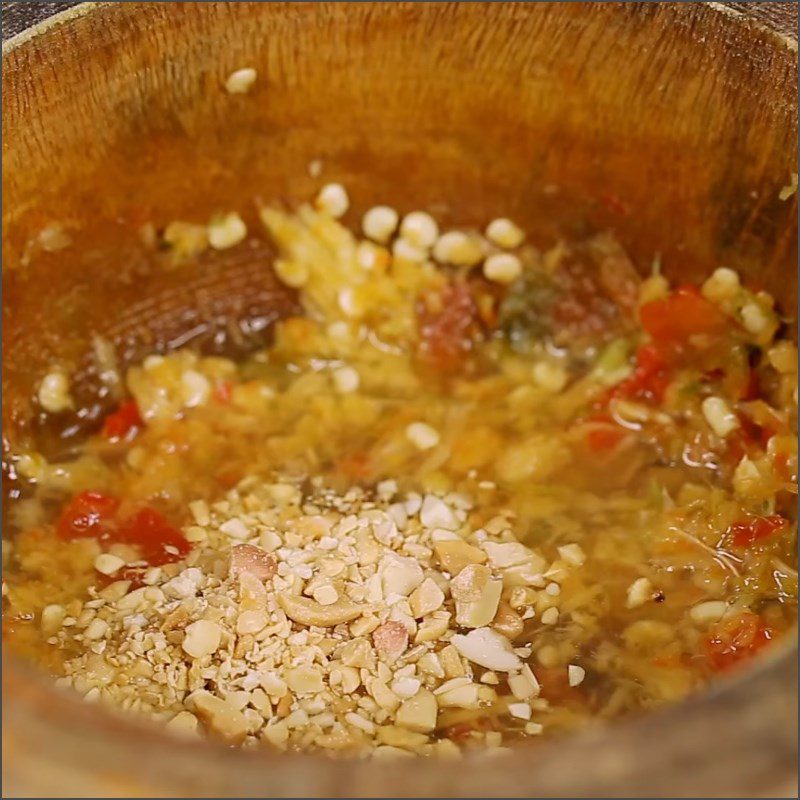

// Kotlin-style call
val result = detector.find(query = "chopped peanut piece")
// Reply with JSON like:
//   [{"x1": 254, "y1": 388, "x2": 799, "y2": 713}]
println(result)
[
  {"x1": 451, "y1": 628, "x2": 522, "y2": 672},
  {"x1": 190, "y1": 692, "x2": 248, "y2": 744},
  {"x1": 433, "y1": 540, "x2": 487, "y2": 575},
  {"x1": 408, "y1": 578, "x2": 445, "y2": 618},
  {"x1": 182, "y1": 620, "x2": 222, "y2": 659},
  {"x1": 439, "y1": 644, "x2": 466, "y2": 678},
  {"x1": 165, "y1": 710, "x2": 200, "y2": 737},
  {"x1": 278, "y1": 594, "x2": 364, "y2": 627},
  {"x1": 436, "y1": 682, "x2": 481, "y2": 709},
  {"x1": 451, "y1": 564, "x2": 503, "y2": 628},
  {"x1": 414, "y1": 613, "x2": 451, "y2": 644},
  {"x1": 492, "y1": 601, "x2": 524, "y2": 640},
  {"x1": 380, "y1": 553, "x2": 425, "y2": 597},
  {"x1": 396, "y1": 688, "x2": 438, "y2": 733},
  {"x1": 373, "y1": 621, "x2": 409, "y2": 661},
  {"x1": 229, "y1": 544, "x2": 276, "y2": 581}
]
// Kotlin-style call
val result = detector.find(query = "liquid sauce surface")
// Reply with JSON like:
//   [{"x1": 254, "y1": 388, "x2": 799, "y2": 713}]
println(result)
[{"x1": 2, "y1": 197, "x2": 797, "y2": 756}]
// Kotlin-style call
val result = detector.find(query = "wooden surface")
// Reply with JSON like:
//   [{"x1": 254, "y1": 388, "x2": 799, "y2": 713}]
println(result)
[
  {"x1": 721, "y1": 2, "x2": 799, "y2": 38},
  {"x1": 2, "y1": 2, "x2": 798, "y2": 798}
]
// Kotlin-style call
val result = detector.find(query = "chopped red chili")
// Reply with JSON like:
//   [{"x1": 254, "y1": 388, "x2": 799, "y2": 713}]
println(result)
[
  {"x1": 728, "y1": 514, "x2": 788, "y2": 548},
  {"x1": 616, "y1": 343, "x2": 671, "y2": 404},
  {"x1": 57, "y1": 491, "x2": 120, "y2": 541},
  {"x1": 704, "y1": 611, "x2": 773, "y2": 672},
  {"x1": 640, "y1": 285, "x2": 728, "y2": 351},
  {"x1": 57, "y1": 491, "x2": 188, "y2": 566},
  {"x1": 101, "y1": 400, "x2": 143, "y2": 441},
  {"x1": 114, "y1": 508, "x2": 190, "y2": 566},
  {"x1": 213, "y1": 380, "x2": 234, "y2": 404},
  {"x1": 586, "y1": 424, "x2": 628, "y2": 453}
]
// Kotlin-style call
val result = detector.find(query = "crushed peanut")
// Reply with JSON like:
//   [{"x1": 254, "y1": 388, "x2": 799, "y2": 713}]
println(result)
[
  {"x1": 225, "y1": 67, "x2": 257, "y2": 94},
  {"x1": 44, "y1": 479, "x2": 587, "y2": 756}
]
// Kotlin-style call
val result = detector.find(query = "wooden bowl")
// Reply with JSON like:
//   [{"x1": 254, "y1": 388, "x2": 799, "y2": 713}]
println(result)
[{"x1": 2, "y1": 3, "x2": 797, "y2": 796}]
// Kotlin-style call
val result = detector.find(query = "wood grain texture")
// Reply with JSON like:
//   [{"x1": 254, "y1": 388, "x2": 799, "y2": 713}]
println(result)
[
  {"x1": 2, "y1": 2, "x2": 798, "y2": 798},
  {"x1": 721, "y1": 1, "x2": 799, "y2": 38}
]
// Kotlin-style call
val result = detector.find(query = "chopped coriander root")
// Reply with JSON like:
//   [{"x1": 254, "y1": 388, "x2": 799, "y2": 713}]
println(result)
[{"x1": 3, "y1": 184, "x2": 796, "y2": 758}]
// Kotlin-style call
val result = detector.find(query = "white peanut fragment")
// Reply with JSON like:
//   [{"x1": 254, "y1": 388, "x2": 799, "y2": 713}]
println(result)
[
  {"x1": 380, "y1": 553, "x2": 424, "y2": 597},
  {"x1": 372, "y1": 621, "x2": 409, "y2": 661},
  {"x1": 420, "y1": 495, "x2": 459, "y2": 530},
  {"x1": 332, "y1": 366, "x2": 360, "y2": 394},
  {"x1": 532, "y1": 361, "x2": 569, "y2": 393},
  {"x1": 405, "y1": 421, "x2": 440, "y2": 450},
  {"x1": 208, "y1": 212, "x2": 247, "y2": 250},
  {"x1": 237, "y1": 610, "x2": 268, "y2": 635},
  {"x1": 626, "y1": 577, "x2": 654, "y2": 609},
  {"x1": 182, "y1": 620, "x2": 222, "y2": 659},
  {"x1": 702, "y1": 267, "x2": 740, "y2": 302},
  {"x1": 362, "y1": 205, "x2": 399, "y2": 243},
  {"x1": 434, "y1": 540, "x2": 487, "y2": 575},
  {"x1": 482, "y1": 542, "x2": 539, "y2": 569},
  {"x1": 84, "y1": 618, "x2": 109, "y2": 641},
  {"x1": 315, "y1": 183, "x2": 349, "y2": 218},
  {"x1": 483, "y1": 253, "x2": 522, "y2": 285},
  {"x1": 225, "y1": 67, "x2": 257, "y2": 94},
  {"x1": 414, "y1": 612, "x2": 451, "y2": 644},
  {"x1": 38, "y1": 371, "x2": 72, "y2": 413},
  {"x1": 238, "y1": 571, "x2": 267, "y2": 612},
  {"x1": 190, "y1": 691, "x2": 248, "y2": 744},
  {"x1": 41, "y1": 604, "x2": 66, "y2": 635},
  {"x1": 395, "y1": 687, "x2": 438, "y2": 732},
  {"x1": 408, "y1": 578, "x2": 445, "y2": 618},
  {"x1": 451, "y1": 564, "x2": 502, "y2": 628},
  {"x1": 229, "y1": 544, "x2": 276, "y2": 581},
  {"x1": 557, "y1": 543, "x2": 586, "y2": 567},
  {"x1": 377, "y1": 725, "x2": 428, "y2": 748},
  {"x1": 165, "y1": 710, "x2": 200, "y2": 737},
  {"x1": 508, "y1": 665, "x2": 540, "y2": 699},
  {"x1": 690, "y1": 600, "x2": 728, "y2": 625},
  {"x1": 451, "y1": 627, "x2": 522, "y2": 672},
  {"x1": 568, "y1": 664, "x2": 586, "y2": 687},
  {"x1": 741, "y1": 302, "x2": 773, "y2": 338},
  {"x1": 540, "y1": 607, "x2": 559, "y2": 625},
  {"x1": 278, "y1": 593, "x2": 364, "y2": 627},
  {"x1": 399, "y1": 211, "x2": 439, "y2": 250},
  {"x1": 94, "y1": 553, "x2": 126, "y2": 576},
  {"x1": 508, "y1": 702, "x2": 532, "y2": 720},
  {"x1": 491, "y1": 601, "x2": 524, "y2": 640},
  {"x1": 312, "y1": 584, "x2": 339, "y2": 606},
  {"x1": 219, "y1": 518, "x2": 250, "y2": 540},
  {"x1": 392, "y1": 238, "x2": 427, "y2": 264},
  {"x1": 437, "y1": 682, "x2": 481, "y2": 709},
  {"x1": 285, "y1": 665, "x2": 325, "y2": 695},
  {"x1": 433, "y1": 231, "x2": 484, "y2": 266},
  {"x1": 485, "y1": 217, "x2": 524, "y2": 249}
]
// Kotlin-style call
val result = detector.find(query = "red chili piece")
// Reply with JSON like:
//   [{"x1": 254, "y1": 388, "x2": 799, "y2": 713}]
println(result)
[
  {"x1": 585, "y1": 418, "x2": 628, "y2": 453},
  {"x1": 640, "y1": 284, "x2": 728, "y2": 351},
  {"x1": 704, "y1": 612, "x2": 774, "y2": 672},
  {"x1": 57, "y1": 491, "x2": 120, "y2": 541},
  {"x1": 57, "y1": 491, "x2": 188, "y2": 567},
  {"x1": 114, "y1": 508, "x2": 190, "y2": 566},
  {"x1": 728, "y1": 514, "x2": 788, "y2": 548},
  {"x1": 101, "y1": 400, "x2": 143, "y2": 441}
]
